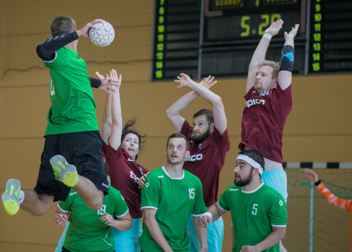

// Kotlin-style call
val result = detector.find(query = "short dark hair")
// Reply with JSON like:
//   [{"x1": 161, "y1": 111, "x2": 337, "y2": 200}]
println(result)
[
  {"x1": 121, "y1": 119, "x2": 146, "y2": 161},
  {"x1": 239, "y1": 149, "x2": 265, "y2": 172},
  {"x1": 166, "y1": 133, "x2": 190, "y2": 151},
  {"x1": 193, "y1": 109, "x2": 214, "y2": 126},
  {"x1": 51, "y1": 15, "x2": 76, "y2": 36}
]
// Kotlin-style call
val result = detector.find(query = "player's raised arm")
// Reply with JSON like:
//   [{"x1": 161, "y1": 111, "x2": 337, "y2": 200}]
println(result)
[
  {"x1": 277, "y1": 24, "x2": 299, "y2": 91},
  {"x1": 246, "y1": 20, "x2": 283, "y2": 93},
  {"x1": 107, "y1": 70, "x2": 123, "y2": 150},
  {"x1": 36, "y1": 32, "x2": 80, "y2": 61},
  {"x1": 166, "y1": 76, "x2": 217, "y2": 132},
  {"x1": 98, "y1": 69, "x2": 122, "y2": 145},
  {"x1": 175, "y1": 73, "x2": 226, "y2": 134},
  {"x1": 143, "y1": 209, "x2": 173, "y2": 252},
  {"x1": 304, "y1": 169, "x2": 352, "y2": 212},
  {"x1": 102, "y1": 91, "x2": 112, "y2": 145},
  {"x1": 36, "y1": 19, "x2": 104, "y2": 61}
]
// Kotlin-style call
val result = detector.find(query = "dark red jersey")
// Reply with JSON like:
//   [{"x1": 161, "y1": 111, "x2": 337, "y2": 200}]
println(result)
[
  {"x1": 239, "y1": 85, "x2": 292, "y2": 163},
  {"x1": 103, "y1": 142, "x2": 149, "y2": 218},
  {"x1": 181, "y1": 120, "x2": 230, "y2": 207}
]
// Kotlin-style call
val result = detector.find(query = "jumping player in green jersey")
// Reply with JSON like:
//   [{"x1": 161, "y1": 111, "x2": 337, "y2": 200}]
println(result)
[
  {"x1": 53, "y1": 185, "x2": 131, "y2": 252},
  {"x1": 200, "y1": 150, "x2": 287, "y2": 252},
  {"x1": 2, "y1": 15, "x2": 119, "y2": 216},
  {"x1": 139, "y1": 133, "x2": 208, "y2": 252}
]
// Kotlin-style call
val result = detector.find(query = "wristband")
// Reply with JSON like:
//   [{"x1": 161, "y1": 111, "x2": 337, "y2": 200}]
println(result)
[
  {"x1": 263, "y1": 33, "x2": 272, "y2": 41},
  {"x1": 202, "y1": 212, "x2": 213, "y2": 219},
  {"x1": 314, "y1": 179, "x2": 321, "y2": 186},
  {"x1": 285, "y1": 34, "x2": 294, "y2": 40},
  {"x1": 90, "y1": 78, "x2": 102, "y2": 88}
]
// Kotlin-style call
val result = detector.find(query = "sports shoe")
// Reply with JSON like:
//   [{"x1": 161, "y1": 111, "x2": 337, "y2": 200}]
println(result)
[
  {"x1": 50, "y1": 155, "x2": 78, "y2": 187},
  {"x1": 2, "y1": 179, "x2": 21, "y2": 215}
]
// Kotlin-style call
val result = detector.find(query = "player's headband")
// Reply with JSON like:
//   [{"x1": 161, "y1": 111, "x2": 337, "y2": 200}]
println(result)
[{"x1": 236, "y1": 154, "x2": 264, "y2": 175}]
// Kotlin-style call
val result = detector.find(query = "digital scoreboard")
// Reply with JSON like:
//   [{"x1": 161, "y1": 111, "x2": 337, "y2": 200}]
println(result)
[
  {"x1": 151, "y1": 0, "x2": 352, "y2": 80},
  {"x1": 205, "y1": 0, "x2": 302, "y2": 41}
]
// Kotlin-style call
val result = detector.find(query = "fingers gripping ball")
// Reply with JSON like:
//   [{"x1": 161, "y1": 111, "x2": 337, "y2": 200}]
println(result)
[{"x1": 89, "y1": 21, "x2": 115, "y2": 47}]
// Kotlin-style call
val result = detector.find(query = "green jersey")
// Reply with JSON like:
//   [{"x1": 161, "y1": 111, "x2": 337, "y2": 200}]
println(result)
[
  {"x1": 43, "y1": 46, "x2": 98, "y2": 136},
  {"x1": 218, "y1": 183, "x2": 287, "y2": 252},
  {"x1": 139, "y1": 166, "x2": 207, "y2": 252},
  {"x1": 58, "y1": 185, "x2": 129, "y2": 252}
]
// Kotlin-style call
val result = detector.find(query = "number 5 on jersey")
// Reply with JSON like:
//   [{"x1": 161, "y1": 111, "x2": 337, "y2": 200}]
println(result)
[{"x1": 252, "y1": 204, "x2": 258, "y2": 215}]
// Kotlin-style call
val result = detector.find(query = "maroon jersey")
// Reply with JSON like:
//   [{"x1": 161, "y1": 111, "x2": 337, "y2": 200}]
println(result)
[
  {"x1": 239, "y1": 84, "x2": 292, "y2": 163},
  {"x1": 181, "y1": 120, "x2": 230, "y2": 207},
  {"x1": 103, "y1": 142, "x2": 149, "y2": 218}
]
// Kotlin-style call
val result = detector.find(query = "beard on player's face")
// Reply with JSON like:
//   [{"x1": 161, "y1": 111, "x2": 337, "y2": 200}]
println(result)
[
  {"x1": 191, "y1": 127, "x2": 211, "y2": 144},
  {"x1": 234, "y1": 169, "x2": 254, "y2": 187}
]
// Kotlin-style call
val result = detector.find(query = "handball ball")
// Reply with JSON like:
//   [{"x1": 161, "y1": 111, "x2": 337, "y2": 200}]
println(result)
[{"x1": 89, "y1": 21, "x2": 115, "y2": 47}]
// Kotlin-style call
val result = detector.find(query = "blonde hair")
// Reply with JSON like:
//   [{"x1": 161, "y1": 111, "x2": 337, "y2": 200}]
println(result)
[{"x1": 257, "y1": 60, "x2": 280, "y2": 79}]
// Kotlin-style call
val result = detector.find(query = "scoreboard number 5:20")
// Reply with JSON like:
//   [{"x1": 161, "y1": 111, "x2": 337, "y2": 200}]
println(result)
[{"x1": 240, "y1": 14, "x2": 281, "y2": 37}]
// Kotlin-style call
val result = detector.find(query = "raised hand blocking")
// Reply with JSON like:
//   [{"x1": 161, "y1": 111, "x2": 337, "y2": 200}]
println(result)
[
  {"x1": 264, "y1": 19, "x2": 283, "y2": 36},
  {"x1": 284, "y1": 24, "x2": 300, "y2": 39},
  {"x1": 199, "y1": 75, "x2": 217, "y2": 89},
  {"x1": 174, "y1": 73, "x2": 192, "y2": 89},
  {"x1": 175, "y1": 73, "x2": 217, "y2": 90},
  {"x1": 95, "y1": 69, "x2": 122, "y2": 94}
]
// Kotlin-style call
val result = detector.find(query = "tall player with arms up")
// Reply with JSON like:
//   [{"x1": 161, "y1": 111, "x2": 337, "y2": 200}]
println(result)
[
  {"x1": 239, "y1": 19, "x2": 299, "y2": 251},
  {"x1": 101, "y1": 70, "x2": 149, "y2": 251},
  {"x1": 2, "y1": 16, "x2": 118, "y2": 217},
  {"x1": 166, "y1": 75, "x2": 230, "y2": 251}
]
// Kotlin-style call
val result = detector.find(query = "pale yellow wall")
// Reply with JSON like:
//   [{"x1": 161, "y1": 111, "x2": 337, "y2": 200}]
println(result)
[{"x1": 0, "y1": 0, "x2": 351, "y2": 251}]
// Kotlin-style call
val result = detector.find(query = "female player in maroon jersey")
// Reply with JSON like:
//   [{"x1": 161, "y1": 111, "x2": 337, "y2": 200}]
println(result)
[{"x1": 100, "y1": 70, "x2": 149, "y2": 252}]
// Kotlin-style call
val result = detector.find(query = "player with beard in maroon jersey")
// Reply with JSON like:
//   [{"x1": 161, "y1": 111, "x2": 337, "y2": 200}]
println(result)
[
  {"x1": 239, "y1": 19, "x2": 299, "y2": 252},
  {"x1": 166, "y1": 74, "x2": 230, "y2": 252}
]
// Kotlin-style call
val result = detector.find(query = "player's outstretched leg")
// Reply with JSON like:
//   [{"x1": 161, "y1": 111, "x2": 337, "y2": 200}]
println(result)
[
  {"x1": 50, "y1": 154, "x2": 104, "y2": 210},
  {"x1": 2, "y1": 179, "x2": 21, "y2": 215},
  {"x1": 50, "y1": 155, "x2": 78, "y2": 187},
  {"x1": 2, "y1": 179, "x2": 54, "y2": 216}
]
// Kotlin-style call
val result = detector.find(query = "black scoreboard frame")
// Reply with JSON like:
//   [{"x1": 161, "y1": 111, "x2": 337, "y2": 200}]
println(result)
[{"x1": 151, "y1": 0, "x2": 352, "y2": 81}]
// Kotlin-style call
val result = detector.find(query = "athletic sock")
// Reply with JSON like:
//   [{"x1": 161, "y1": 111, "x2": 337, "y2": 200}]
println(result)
[{"x1": 18, "y1": 190, "x2": 25, "y2": 204}]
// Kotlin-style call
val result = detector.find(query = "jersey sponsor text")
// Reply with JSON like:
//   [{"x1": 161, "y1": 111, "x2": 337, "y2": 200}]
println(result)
[
  {"x1": 245, "y1": 99, "x2": 265, "y2": 108},
  {"x1": 129, "y1": 170, "x2": 139, "y2": 183},
  {"x1": 185, "y1": 153, "x2": 203, "y2": 162}
]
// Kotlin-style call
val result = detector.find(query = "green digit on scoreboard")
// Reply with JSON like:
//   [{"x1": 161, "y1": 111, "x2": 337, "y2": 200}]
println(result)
[
  {"x1": 258, "y1": 15, "x2": 269, "y2": 35},
  {"x1": 259, "y1": 14, "x2": 281, "y2": 36},
  {"x1": 240, "y1": 16, "x2": 250, "y2": 37}
]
